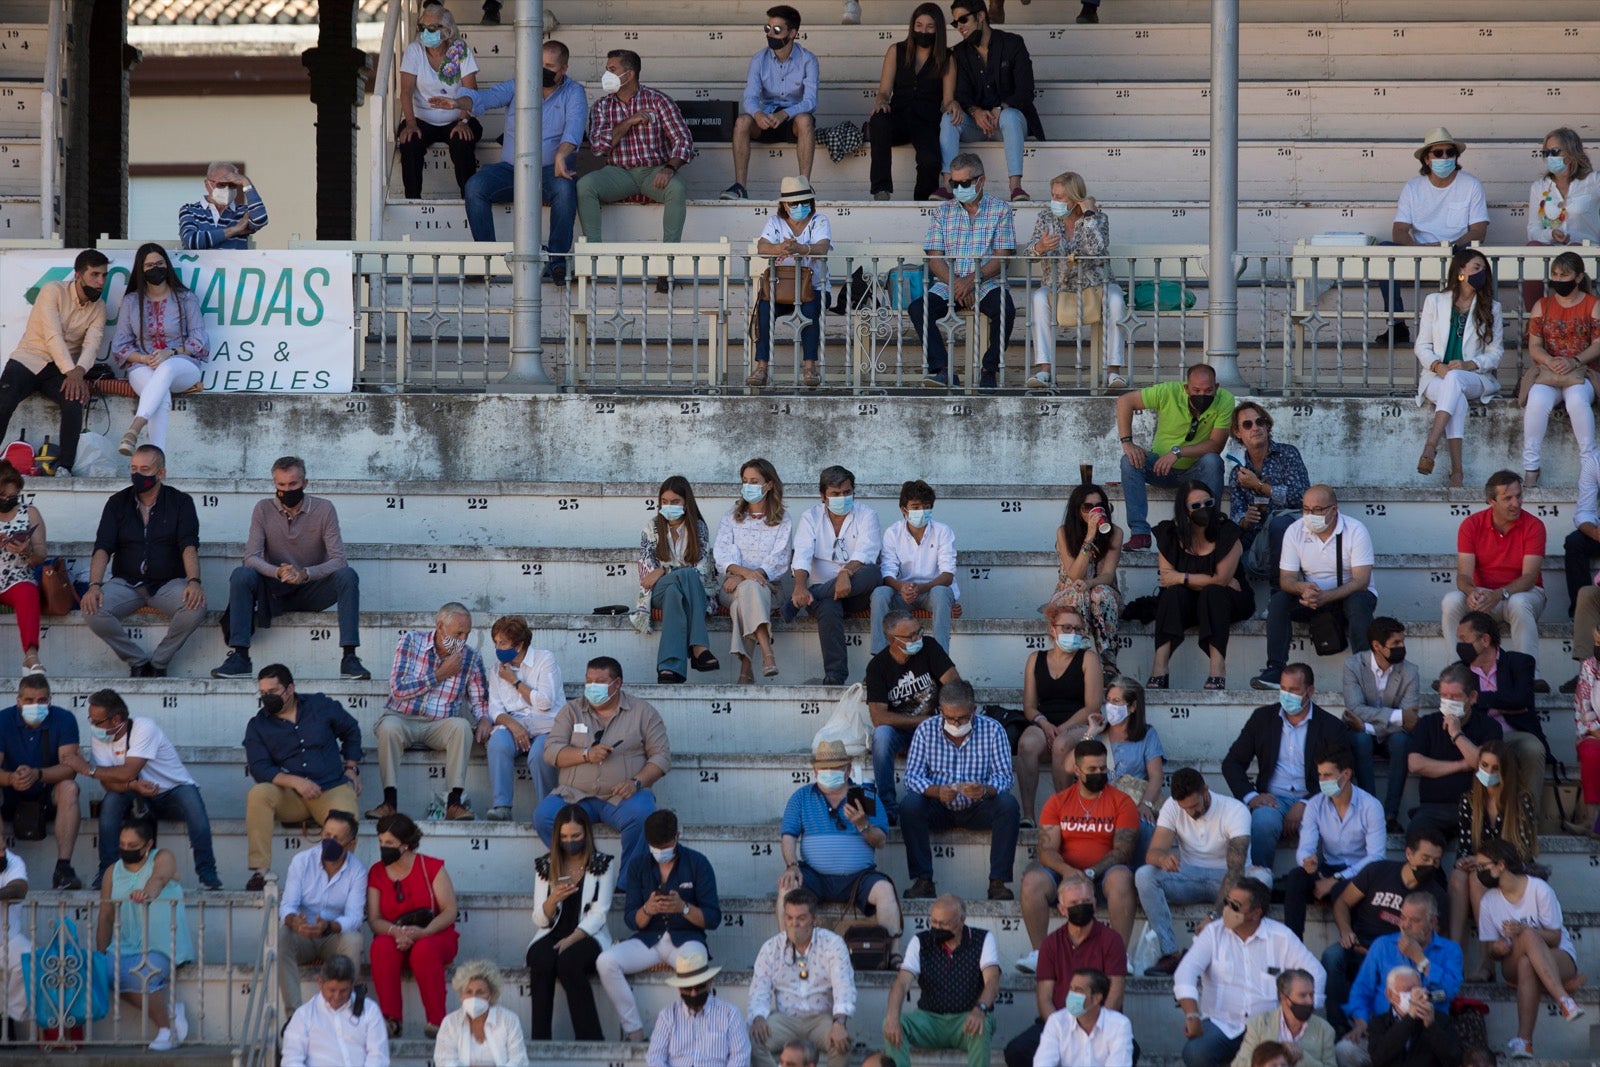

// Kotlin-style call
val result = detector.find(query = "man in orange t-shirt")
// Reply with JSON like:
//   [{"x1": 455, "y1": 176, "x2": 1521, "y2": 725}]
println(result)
[{"x1": 1017, "y1": 739, "x2": 1138, "y2": 969}]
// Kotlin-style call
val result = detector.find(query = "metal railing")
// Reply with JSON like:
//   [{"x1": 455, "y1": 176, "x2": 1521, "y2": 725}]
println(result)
[
  {"x1": 319, "y1": 240, "x2": 1600, "y2": 394},
  {"x1": 366, "y1": 1, "x2": 407, "y2": 243},
  {"x1": 0, "y1": 885, "x2": 274, "y2": 1051}
]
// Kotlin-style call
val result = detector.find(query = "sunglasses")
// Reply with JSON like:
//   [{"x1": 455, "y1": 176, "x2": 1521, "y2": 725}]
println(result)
[
  {"x1": 1540, "y1": 148, "x2": 1565, "y2": 158},
  {"x1": 1080, "y1": 500, "x2": 1105, "y2": 511},
  {"x1": 765, "y1": 25, "x2": 789, "y2": 35},
  {"x1": 892, "y1": 629, "x2": 924, "y2": 644},
  {"x1": 952, "y1": 12, "x2": 977, "y2": 25},
  {"x1": 1224, "y1": 898, "x2": 1246, "y2": 913},
  {"x1": 392, "y1": 879, "x2": 406, "y2": 903},
  {"x1": 1428, "y1": 148, "x2": 1459, "y2": 159},
  {"x1": 1237, "y1": 417, "x2": 1271, "y2": 430},
  {"x1": 950, "y1": 177, "x2": 978, "y2": 189},
  {"x1": 1186, "y1": 498, "x2": 1216, "y2": 512}
]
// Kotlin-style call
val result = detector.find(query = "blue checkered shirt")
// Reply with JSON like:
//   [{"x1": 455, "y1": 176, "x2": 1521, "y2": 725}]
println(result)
[
  {"x1": 923, "y1": 194, "x2": 1016, "y2": 302},
  {"x1": 902, "y1": 714, "x2": 1015, "y2": 810}
]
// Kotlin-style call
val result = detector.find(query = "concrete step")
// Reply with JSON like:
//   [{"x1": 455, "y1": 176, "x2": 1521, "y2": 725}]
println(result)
[
  {"x1": 0, "y1": 195, "x2": 44, "y2": 239},
  {"x1": 0, "y1": 137, "x2": 41, "y2": 197},
  {"x1": 0, "y1": 81, "x2": 43, "y2": 139},
  {"x1": 0, "y1": 26, "x2": 48, "y2": 80},
  {"x1": 16, "y1": 820, "x2": 1599, "y2": 907}
]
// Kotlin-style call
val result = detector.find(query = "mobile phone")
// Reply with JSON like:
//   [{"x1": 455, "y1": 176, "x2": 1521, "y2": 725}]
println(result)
[
  {"x1": 846, "y1": 786, "x2": 877, "y2": 817},
  {"x1": 558, "y1": 875, "x2": 574, "y2": 883}
]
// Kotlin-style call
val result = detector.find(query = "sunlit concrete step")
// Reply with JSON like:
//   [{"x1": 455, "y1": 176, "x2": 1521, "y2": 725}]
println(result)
[
  {"x1": 0, "y1": 194, "x2": 44, "y2": 239},
  {"x1": 0, "y1": 26, "x2": 49, "y2": 79},
  {"x1": 0, "y1": 80, "x2": 43, "y2": 138},
  {"x1": 0, "y1": 137, "x2": 42, "y2": 197}
]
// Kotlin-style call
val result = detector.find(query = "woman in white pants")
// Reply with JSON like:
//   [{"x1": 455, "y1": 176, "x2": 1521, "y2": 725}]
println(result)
[
  {"x1": 1521, "y1": 251, "x2": 1600, "y2": 486},
  {"x1": 1024, "y1": 171, "x2": 1126, "y2": 390},
  {"x1": 110, "y1": 243, "x2": 208, "y2": 456},
  {"x1": 1414, "y1": 247, "x2": 1503, "y2": 488}
]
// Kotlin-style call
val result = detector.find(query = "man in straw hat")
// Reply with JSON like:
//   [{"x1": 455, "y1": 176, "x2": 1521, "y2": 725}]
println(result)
[
  {"x1": 647, "y1": 946, "x2": 749, "y2": 1066},
  {"x1": 1374, "y1": 126, "x2": 1489, "y2": 345}
]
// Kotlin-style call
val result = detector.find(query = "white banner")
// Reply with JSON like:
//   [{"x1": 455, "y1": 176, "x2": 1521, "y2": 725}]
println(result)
[{"x1": 0, "y1": 248, "x2": 354, "y2": 392}]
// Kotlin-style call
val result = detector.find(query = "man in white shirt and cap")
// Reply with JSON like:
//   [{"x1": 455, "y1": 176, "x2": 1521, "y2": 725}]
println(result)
[{"x1": 280, "y1": 955, "x2": 389, "y2": 1067}]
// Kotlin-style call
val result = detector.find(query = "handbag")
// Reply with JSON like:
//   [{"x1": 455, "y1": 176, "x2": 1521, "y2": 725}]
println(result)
[
  {"x1": 757, "y1": 264, "x2": 816, "y2": 306},
  {"x1": 39, "y1": 558, "x2": 78, "y2": 616},
  {"x1": 1306, "y1": 533, "x2": 1349, "y2": 657},
  {"x1": 1054, "y1": 260, "x2": 1103, "y2": 327},
  {"x1": 832, "y1": 872, "x2": 894, "y2": 970},
  {"x1": 1516, "y1": 361, "x2": 1587, "y2": 406},
  {"x1": 981, "y1": 705, "x2": 1030, "y2": 755},
  {"x1": 23, "y1": 918, "x2": 112, "y2": 1029}
]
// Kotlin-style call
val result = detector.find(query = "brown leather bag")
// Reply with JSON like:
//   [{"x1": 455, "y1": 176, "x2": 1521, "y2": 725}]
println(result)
[
  {"x1": 757, "y1": 265, "x2": 816, "y2": 306},
  {"x1": 38, "y1": 558, "x2": 78, "y2": 616}
]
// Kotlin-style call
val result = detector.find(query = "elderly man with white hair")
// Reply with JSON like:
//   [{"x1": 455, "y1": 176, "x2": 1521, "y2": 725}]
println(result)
[
  {"x1": 178, "y1": 161, "x2": 269, "y2": 250},
  {"x1": 281, "y1": 955, "x2": 389, "y2": 1067},
  {"x1": 1360, "y1": 966, "x2": 1462, "y2": 1067}
]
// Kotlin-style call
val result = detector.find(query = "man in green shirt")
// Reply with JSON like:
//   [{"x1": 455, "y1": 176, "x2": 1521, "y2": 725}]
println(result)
[{"x1": 1115, "y1": 364, "x2": 1234, "y2": 550}]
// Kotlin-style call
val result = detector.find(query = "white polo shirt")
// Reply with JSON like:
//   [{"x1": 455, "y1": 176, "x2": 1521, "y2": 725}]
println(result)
[
  {"x1": 880, "y1": 518, "x2": 960, "y2": 599},
  {"x1": 1279, "y1": 513, "x2": 1376, "y2": 596}
]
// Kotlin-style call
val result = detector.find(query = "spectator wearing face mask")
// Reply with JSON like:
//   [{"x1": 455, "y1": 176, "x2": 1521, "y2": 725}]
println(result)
[
  {"x1": 649, "y1": 948, "x2": 749, "y2": 1067},
  {"x1": 870, "y1": 480, "x2": 958, "y2": 656},
  {"x1": 1405, "y1": 664, "x2": 1501, "y2": 846},
  {"x1": 1231, "y1": 969, "x2": 1334, "y2": 1067},
  {"x1": 1024, "y1": 171, "x2": 1128, "y2": 390},
  {"x1": 1031, "y1": 967, "x2": 1133, "y2": 1066},
  {"x1": 784, "y1": 465, "x2": 883, "y2": 686},
  {"x1": 724, "y1": 4, "x2": 819, "y2": 200},
  {"x1": 878, "y1": 895, "x2": 1000, "y2": 1067},
  {"x1": 866, "y1": 608, "x2": 960, "y2": 825},
  {"x1": 0, "y1": 674, "x2": 83, "y2": 889},
  {"x1": 1337, "y1": 892, "x2": 1463, "y2": 1067},
  {"x1": 748, "y1": 177, "x2": 831, "y2": 389},
  {"x1": 526, "y1": 805, "x2": 614, "y2": 1042},
  {"x1": 395, "y1": 3, "x2": 482, "y2": 201},
  {"x1": 109, "y1": 243, "x2": 208, "y2": 457},
  {"x1": 178, "y1": 161, "x2": 269, "y2": 250},
  {"x1": 1148, "y1": 480, "x2": 1255, "y2": 691}
]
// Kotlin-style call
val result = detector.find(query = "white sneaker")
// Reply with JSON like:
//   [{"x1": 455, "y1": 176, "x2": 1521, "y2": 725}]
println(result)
[
  {"x1": 1506, "y1": 1037, "x2": 1533, "y2": 1060},
  {"x1": 1016, "y1": 950, "x2": 1039, "y2": 975},
  {"x1": 148, "y1": 1028, "x2": 175, "y2": 1052},
  {"x1": 841, "y1": 0, "x2": 861, "y2": 23},
  {"x1": 1560, "y1": 995, "x2": 1585, "y2": 1022},
  {"x1": 1025, "y1": 369, "x2": 1051, "y2": 389},
  {"x1": 173, "y1": 1001, "x2": 188, "y2": 1044},
  {"x1": 1106, "y1": 371, "x2": 1129, "y2": 388}
]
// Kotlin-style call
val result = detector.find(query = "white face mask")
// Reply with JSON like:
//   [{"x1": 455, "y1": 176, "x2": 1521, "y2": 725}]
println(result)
[
  {"x1": 462, "y1": 996, "x2": 490, "y2": 1019},
  {"x1": 1102, "y1": 702, "x2": 1129, "y2": 726},
  {"x1": 601, "y1": 70, "x2": 623, "y2": 94},
  {"x1": 943, "y1": 719, "x2": 973, "y2": 739},
  {"x1": 208, "y1": 185, "x2": 233, "y2": 208},
  {"x1": 1302, "y1": 513, "x2": 1329, "y2": 534},
  {"x1": 1439, "y1": 697, "x2": 1465, "y2": 718}
]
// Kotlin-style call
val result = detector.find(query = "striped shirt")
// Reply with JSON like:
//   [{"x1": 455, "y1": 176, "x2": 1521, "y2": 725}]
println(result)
[
  {"x1": 781, "y1": 781, "x2": 887, "y2": 876},
  {"x1": 645, "y1": 993, "x2": 749, "y2": 1067},
  {"x1": 923, "y1": 194, "x2": 1016, "y2": 302},
  {"x1": 902, "y1": 714, "x2": 1015, "y2": 810},
  {"x1": 385, "y1": 629, "x2": 489, "y2": 721},
  {"x1": 178, "y1": 185, "x2": 270, "y2": 250},
  {"x1": 589, "y1": 85, "x2": 696, "y2": 170}
]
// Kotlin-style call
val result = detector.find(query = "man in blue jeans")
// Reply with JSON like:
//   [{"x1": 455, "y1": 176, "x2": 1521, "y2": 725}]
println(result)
[
  {"x1": 435, "y1": 39, "x2": 586, "y2": 282},
  {"x1": 1114, "y1": 364, "x2": 1233, "y2": 551},
  {"x1": 1340, "y1": 617, "x2": 1421, "y2": 829},
  {"x1": 76, "y1": 689, "x2": 220, "y2": 890}
]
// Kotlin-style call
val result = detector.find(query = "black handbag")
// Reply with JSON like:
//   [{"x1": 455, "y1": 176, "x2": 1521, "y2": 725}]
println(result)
[{"x1": 1306, "y1": 532, "x2": 1348, "y2": 657}]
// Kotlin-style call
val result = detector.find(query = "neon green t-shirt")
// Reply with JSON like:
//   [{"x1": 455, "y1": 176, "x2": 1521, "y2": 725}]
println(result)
[{"x1": 1141, "y1": 380, "x2": 1235, "y2": 470}]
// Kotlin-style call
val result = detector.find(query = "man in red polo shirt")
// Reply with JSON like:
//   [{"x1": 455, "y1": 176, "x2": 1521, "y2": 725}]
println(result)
[
  {"x1": 1440, "y1": 471, "x2": 1548, "y2": 687},
  {"x1": 1002, "y1": 872, "x2": 1129, "y2": 1067}
]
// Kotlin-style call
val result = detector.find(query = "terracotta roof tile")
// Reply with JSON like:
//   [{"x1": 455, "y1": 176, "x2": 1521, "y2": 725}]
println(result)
[{"x1": 129, "y1": 0, "x2": 387, "y2": 26}]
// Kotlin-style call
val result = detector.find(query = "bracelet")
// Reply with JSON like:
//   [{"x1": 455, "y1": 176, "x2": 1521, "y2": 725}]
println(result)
[
  {"x1": 89, "y1": 582, "x2": 102, "y2": 589},
  {"x1": 186, "y1": 578, "x2": 201, "y2": 585},
  {"x1": 1118, "y1": 435, "x2": 1133, "y2": 443}
]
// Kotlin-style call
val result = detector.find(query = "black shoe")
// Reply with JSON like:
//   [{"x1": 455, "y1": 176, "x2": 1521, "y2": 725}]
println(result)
[
  {"x1": 906, "y1": 877, "x2": 937, "y2": 898},
  {"x1": 211, "y1": 649, "x2": 253, "y2": 679},
  {"x1": 1375, "y1": 322, "x2": 1411, "y2": 346},
  {"x1": 987, "y1": 879, "x2": 1014, "y2": 901},
  {"x1": 1561, "y1": 675, "x2": 1580, "y2": 694},
  {"x1": 481, "y1": 0, "x2": 501, "y2": 23},
  {"x1": 51, "y1": 865, "x2": 82, "y2": 891},
  {"x1": 1145, "y1": 951, "x2": 1182, "y2": 976},
  {"x1": 151, "y1": 666, "x2": 167, "y2": 678},
  {"x1": 245, "y1": 871, "x2": 267, "y2": 892},
  {"x1": 1077, "y1": 3, "x2": 1099, "y2": 22},
  {"x1": 340, "y1": 654, "x2": 372, "y2": 680},
  {"x1": 1385, "y1": 816, "x2": 1404, "y2": 835},
  {"x1": 1533, "y1": 678, "x2": 1551, "y2": 694},
  {"x1": 654, "y1": 276, "x2": 670, "y2": 295},
  {"x1": 542, "y1": 267, "x2": 569, "y2": 287},
  {"x1": 130, "y1": 661, "x2": 154, "y2": 678},
  {"x1": 979, "y1": 371, "x2": 998, "y2": 390}
]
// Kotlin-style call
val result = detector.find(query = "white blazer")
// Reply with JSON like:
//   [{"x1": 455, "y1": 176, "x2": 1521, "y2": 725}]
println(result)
[
  {"x1": 527, "y1": 849, "x2": 618, "y2": 950},
  {"x1": 432, "y1": 1005, "x2": 530, "y2": 1067},
  {"x1": 1413, "y1": 290, "x2": 1503, "y2": 406}
]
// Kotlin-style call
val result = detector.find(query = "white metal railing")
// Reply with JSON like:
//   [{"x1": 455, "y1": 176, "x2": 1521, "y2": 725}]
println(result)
[
  {"x1": 230, "y1": 876, "x2": 280, "y2": 1067},
  {"x1": 366, "y1": 1, "x2": 407, "y2": 242}
]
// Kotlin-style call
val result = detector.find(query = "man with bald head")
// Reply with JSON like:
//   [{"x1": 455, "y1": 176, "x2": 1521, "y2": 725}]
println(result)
[
  {"x1": 178, "y1": 161, "x2": 270, "y2": 250},
  {"x1": 1253, "y1": 485, "x2": 1378, "y2": 694},
  {"x1": 880, "y1": 894, "x2": 1000, "y2": 1067}
]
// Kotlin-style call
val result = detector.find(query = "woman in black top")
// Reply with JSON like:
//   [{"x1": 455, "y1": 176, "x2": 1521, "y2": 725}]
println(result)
[
  {"x1": 867, "y1": 3, "x2": 956, "y2": 201},
  {"x1": 1149, "y1": 481, "x2": 1254, "y2": 691}
]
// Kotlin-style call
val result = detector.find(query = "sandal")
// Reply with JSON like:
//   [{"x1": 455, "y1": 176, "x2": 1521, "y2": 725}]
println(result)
[
  {"x1": 1203, "y1": 675, "x2": 1226, "y2": 690},
  {"x1": 762, "y1": 654, "x2": 780, "y2": 677},
  {"x1": 118, "y1": 428, "x2": 140, "y2": 457},
  {"x1": 1145, "y1": 674, "x2": 1169, "y2": 689},
  {"x1": 657, "y1": 669, "x2": 686, "y2": 684},
  {"x1": 736, "y1": 657, "x2": 754, "y2": 685},
  {"x1": 689, "y1": 649, "x2": 720, "y2": 673}
]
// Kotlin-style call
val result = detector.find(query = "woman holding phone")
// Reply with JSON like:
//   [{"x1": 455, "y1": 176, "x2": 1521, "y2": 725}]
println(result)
[
  {"x1": 1053, "y1": 479, "x2": 1124, "y2": 670},
  {"x1": 526, "y1": 804, "x2": 616, "y2": 1040},
  {"x1": 0, "y1": 460, "x2": 46, "y2": 674}
]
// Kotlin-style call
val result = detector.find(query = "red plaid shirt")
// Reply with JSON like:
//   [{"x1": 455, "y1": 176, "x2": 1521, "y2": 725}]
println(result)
[{"x1": 589, "y1": 85, "x2": 696, "y2": 170}]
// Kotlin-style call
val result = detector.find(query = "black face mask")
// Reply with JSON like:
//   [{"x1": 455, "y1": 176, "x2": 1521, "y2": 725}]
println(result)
[
  {"x1": 1410, "y1": 863, "x2": 1436, "y2": 884},
  {"x1": 1188, "y1": 394, "x2": 1213, "y2": 416},
  {"x1": 912, "y1": 31, "x2": 937, "y2": 47},
  {"x1": 1467, "y1": 270, "x2": 1489, "y2": 291},
  {"x1": 259, "y1": 693, "x2": 285, "y2": 716},
  {"x1": 320, "y1": 838, "x2": 345, "y2": 864},
  {"x1": 561, "y1": 838, "x2": 586, "y2": 855},
  {"x1": 80, "y1": 284, "x2": 104, "y2": 302},
  {"x1": 929, "y1": 927, "x2": 956, "y2": 943},
  {"x1": 766, "y1": 34, "x2": 787, "y2": 50},
  {"x1": 131, "y1": 472, "x2": 160, "y2": 494},
  {"x1": 0, "y1": 495, "x2": 19, "y2": 513},
  {"x1": 542, "y1": 68, "x2": 558, "y2": 88},
  {"x1": 1081, "y1": 773, "x2": 1108, "y2": 794},
  {"x1": 276, "y1": 487, "x2": 306, "y2": 509},
  {"x1": 379, "y1": 845, "x2": 403, "y2": 866},
  {"x1": 1477, "y1": 868, "x2": 1499, "y2": 889},
  {"x1": 120, "y1": 848, "x2": 147, "y2": 867},
  {"x1": 1189, "y1": 507, "x2": 1215, "y2": 529},
  {"x1": 681, "y1": 990, "x2": 710, "y2": 1011},
  {"x1": 1550, "y1": 278, "x2": 1580, "y2": 297},
  {"x1": 1455, "y1": 641, "x2": 1479, "y2": 665},
  {"x1": 1288, "y1": 1002, "x2": 1315, "y2": 1023},
  {"x1": 144, "y1": 266, "x2": 169, "y2": 287},
  {"x1": 1385, "y1": 645, "x2": 1407, "y2": 664},
  {"x1": 1065, "y1": 903, "x2": 1095, "y2": 927}
]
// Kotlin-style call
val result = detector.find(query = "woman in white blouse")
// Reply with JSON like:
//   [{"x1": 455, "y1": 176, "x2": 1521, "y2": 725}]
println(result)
[
  {"x1": 483, "y1": 614, "x2": 563, "y2": 822},
  {"x1": 748, "y1": 176, "x2": 832, "y2": 389},
  {"x1": 1414, "y1": 247, "x2": 1503, "y2": 487},
  {"x1": 638, "y1": 475, "x2": 719, "y2": 684},
  {"x1": 431, "y1": 959, "x2": 530, "y2": 1066},
  {"x1": 1524, "y1": 127, "x2": 1600, "y2": 312},
  {"x1": 715, "y1": 457, "x2": 793, "y2": 683},
  {"x1": 397, "y1": 2, "x2": 481, "y2": 198},
  {"x1": 525, "y1": 805, "x2": 617, "y2": 1041}
]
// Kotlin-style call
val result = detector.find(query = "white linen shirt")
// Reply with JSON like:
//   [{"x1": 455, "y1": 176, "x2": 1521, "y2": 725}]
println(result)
[
  {"x1": 1172, "y1": 916, "x2": 1325, "y2": 1039},
  {"x1": 487, "y1": 648, "x2": 563, "y2": 735},
  {"x1": 880, "y1": 519, "x2": 961, "y2": 599},
  {"x1": 1278, "y1": 513, "x2": 1377, "y2": 595},
  {"x1": 1156, "y1": 792, "x2": 1251, "y2": 868},
  {"x1": 1395, "y1": 171, "x2": 1488, "y2": 245},
  {"x1": 1033, "y1": 1005, "x2": 1135, "y2": 1067},
  {"x1": 714, "y1": 510, "x2": 793, "y2": 583},
  {"x1": 792, "y1": 502, "x2": 882, "y2": 585},
  {"x1": 280, "y1": 844, "x2": 368, "y2": 932},
  {"x1": 432, "y1": 1005, "x2": 530, "y2": 1066},
  {"x1": 747, "y1": 927, "x2": 857, "y2": 1020},
  {"x1": 281, "y1": 991, "x2": 390, "y2": 1067},
  {"x1": 1527, "y1": 172, "x2": 1600, "y2": 245}
]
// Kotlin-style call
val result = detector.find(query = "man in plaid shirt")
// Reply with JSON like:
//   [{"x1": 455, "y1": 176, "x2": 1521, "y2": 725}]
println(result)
[
  {"x1": 365, "y1": 601, "x2": 491, "y2": 822},
  {"x1": 577, "y1": 48, "x2": 696, "y2": 248},
  {"x1": 908, "y1": 152, "x2": 1017, "y2": 390},
  {"x1": 898, "y1": 679, "x2": 1021, "y2": 902}
]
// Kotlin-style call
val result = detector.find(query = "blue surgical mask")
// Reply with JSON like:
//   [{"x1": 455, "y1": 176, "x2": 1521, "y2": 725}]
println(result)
[
  {"x1": 649, "y1": 845, "x2": 676, "y2": 864},
  {"x1": 1279, "y1": 690, "x2": 1304, "y2": 714},
  {"x1": 826, "y1": 495, "x2": 854, "y2": 516},
  {"x1": 92, "y1": 727, "x2": 115, "y2": 743},
  {"x1": 901, "y1": 639, "x2": 924, "y2": 656},
  {"x1": 1049, "y1": 200, "x2": 1072, "y2": 218},
  {"x1": 741, "y1": 483, "x2": 766, "y2": 504},
  {"x1": 495, "y1": 648, "x2": 519, "y2": 664},
  {"x1": 1547, "y1": 155, "x2": 1567, "y2": 175},
  {"x1": 659, "y1": 504, "x2": 685, "y2": 522},
  {"x1": 1429, "y1": 157, "x2": 1457, "y2": 179},
  {"x1": 1476, "y1": 769, "x2": 1501, "y2": 788},
  {"x1": 584, "y1": 682, "x2": 613, "y2": 707},
  {"x1": 419, "y1": 28, "x2": 443, "y2": 48},
  {"x1": 1056, "y1": 633, "x2": 1091, "y2": 653},
  {"x1": 1103, "y1": 702, "x2": 1129, "y2": 726},
  {"x1": 1064, "y1": 991, "x2": 1087, "y2": 1017},
  {"x1": 952, "y1": 183, "x2": 979, "y2": 204},
  {"x1": 816, "y1": 769, "x2": 847, "y2": 790},
  {"x1": 905, "y1": 508, "x2": 930, "y2": 529},
  {"x1": 1319, "y1": 778, "x2": 1342, "y2": 799},
  {"x1": 19, "y1": 704, "x2": 47, "y2": 727},
  {"x1": 789, "y1": 203, "x2": 812, "y2": 221}
]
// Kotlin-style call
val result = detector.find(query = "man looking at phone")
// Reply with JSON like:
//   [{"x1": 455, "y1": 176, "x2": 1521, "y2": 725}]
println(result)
[
  {"x1": 778, "y1": 739, "x2": 901, "y2": 943},
  {"x1": 598, "y1": 809, "x2": 720, "y2": 1042}
]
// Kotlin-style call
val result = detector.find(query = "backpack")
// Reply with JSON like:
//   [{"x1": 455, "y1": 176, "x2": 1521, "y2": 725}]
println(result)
[{"x1": 2, "y1": 439, "x2": 36, "y2": 477}]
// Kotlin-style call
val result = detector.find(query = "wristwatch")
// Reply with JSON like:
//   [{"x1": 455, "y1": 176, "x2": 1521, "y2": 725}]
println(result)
[
  {"x1": 1169, "y1": 445, "x2": 1183, "y2": 456},
  {"x1": 979, "y1": 1002, "x2": 995, "y2": 1014}
]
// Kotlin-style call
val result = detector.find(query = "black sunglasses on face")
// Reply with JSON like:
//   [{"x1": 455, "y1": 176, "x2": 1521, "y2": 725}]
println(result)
[
  {"x1": 1238, "y1": 417, "x2": 1270, "y2": 430},
  {"x1": 1428, "y1": 148, "x2": 1459, "y2": 159},
  {"x1": 952, "y1": 12, "x2": 977, "y2": 25},
  {"x1": 1186, "y1": 498, "x2": 1215, "y2": 511},
  {"x1": 950, "y1": 177, "x2": 978, "y2": 189},
  {"x1": 1540, "y1": 148, "x2": 1564, "y2": 158}
]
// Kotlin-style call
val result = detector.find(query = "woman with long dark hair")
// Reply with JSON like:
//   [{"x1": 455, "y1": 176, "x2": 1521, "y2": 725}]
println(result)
[
  {"x1": 1148, "y1": 480, "x2": 1253, "y2": 690},
  {"x1": 867, "y1": 2, "x2": 955, "y2": 201},
  {"x1": 715, "y1": 458, "x2": 791, "y2": 681},
  {"x1": 1053, "y1": 479, "x2": 1124, "y2": 669},
  {"x1": 637, "y1": 475, "x2": 719, "y2": 683},
  {"x1": 110, "y1": 242, "x2": 209, "y2": 455},
  {"x1": 526, "y1": 804, "x2": 615, "y2": 1040},
  {"x1": 1414, "y1": 247, "x2": 1503, "y2": 487}
]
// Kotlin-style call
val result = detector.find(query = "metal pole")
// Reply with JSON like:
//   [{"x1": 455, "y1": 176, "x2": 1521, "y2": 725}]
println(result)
[
  {"x1": 1205, "y1": 0, "x2": 1245, "y2": 391},
  {"x1": 500, "y1": 0, "x2": 555, "y2": 389}
]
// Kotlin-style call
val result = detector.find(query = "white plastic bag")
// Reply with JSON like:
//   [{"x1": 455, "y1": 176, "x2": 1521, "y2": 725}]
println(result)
[
  {"x1": 71, "y1": 432, "x2": 119, "y2": 478},
  {"x1": 1128, "y1": 920, "x2": 1159, "y2": 977},
  {"x1": 813, "y1": 682, "x2": 874, "y2": 783}
]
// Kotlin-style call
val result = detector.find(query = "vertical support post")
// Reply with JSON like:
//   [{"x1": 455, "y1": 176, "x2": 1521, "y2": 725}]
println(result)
[
  {"x1": 499, "y1": 0, "x2": 555, "y2": 390},
  {"x1": 303, "y1": 1, "x2": 370, "y2": 241},
  {"x1": 1205, "y1": 0, "x2": 1245, "y2": 391}
]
